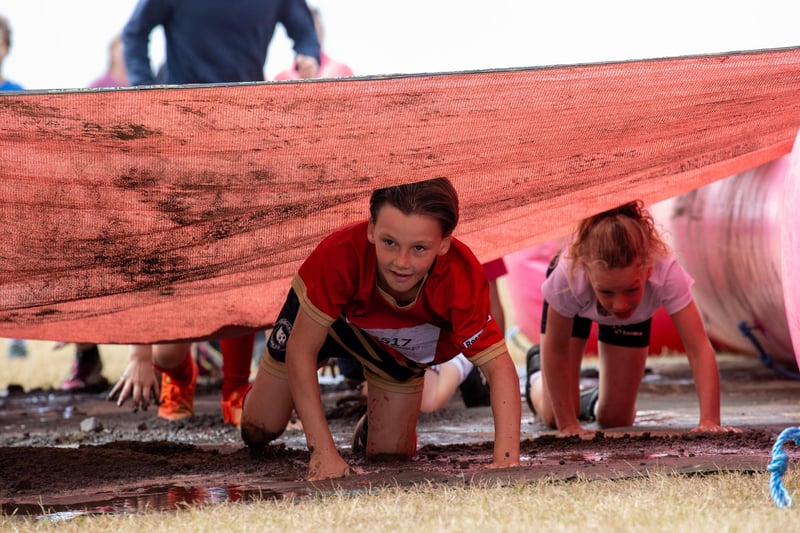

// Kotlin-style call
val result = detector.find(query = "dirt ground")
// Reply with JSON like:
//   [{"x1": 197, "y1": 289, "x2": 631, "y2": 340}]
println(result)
[{"x1": 1, "y1": 353, "x2": 799, "y2": 515}]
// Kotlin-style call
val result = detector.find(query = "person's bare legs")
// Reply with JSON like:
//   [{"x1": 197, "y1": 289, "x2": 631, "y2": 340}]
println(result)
[
  {"x1": 240, "y1": 367, "x2": 294, "y2": 448},
  {"x1": 365, "y1": 381, "x2": 423, "y2": 459},
  {"x1": 529, "y1": 335, "x2": 587, "y2": 427},
  {"x1": 152, "y1": 342, "x2": 192, "y2": 369},
  {"x1": 152, "y1": 342, "x2": 196, "y2": 420},
  {"x1": 420, "y1": 364, "x2": 461, "y2": 413},
  {"x1": 595, "y1": 343, "x2": 648, "y2": 428}
]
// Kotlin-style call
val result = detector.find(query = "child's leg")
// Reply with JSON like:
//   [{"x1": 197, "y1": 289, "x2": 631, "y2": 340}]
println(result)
[
  {"x1": 220, "y1": 333, "x2": 255, "y2": 396},
  {"x1": 365, "y1": 382, "x2": 423, "y2": 459},
  {"x1": 528, "y1": 254, "x2": 592, "y2": 426},
  {"x1": 420, "y1": 363, "x2": 462, "y2": 413},
  {"x1": 529, "y1": 334, "x2": 586, "y2": 426},
  {"x1": 219, "y1": 333, "x2": 256, "y2": 427},
  {"x1": 241, "y1": 289, "x2": 329, "y2": 447},
  {"x1": 152, "y1": 342, "x2": 193, "y2": 372},
  {"x1": 595, "y1": 343, "x2": 648, "y2": 428},
  {"x1": 152, "y1": 342, "x2": 196, "y2": 421},
  {"x1": 240, "y1": 362, "x2": 294, "y2": 447}
]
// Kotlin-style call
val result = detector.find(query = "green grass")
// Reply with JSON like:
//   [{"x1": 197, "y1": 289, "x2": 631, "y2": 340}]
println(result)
[
  {"x1": 1, "y1": 327, "x2": 795, "y2": 531},
  {"x1": 3, "y1": 472, "x2": 798, "y2": 532}
]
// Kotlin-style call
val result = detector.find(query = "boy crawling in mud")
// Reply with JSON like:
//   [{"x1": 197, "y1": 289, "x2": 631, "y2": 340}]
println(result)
[{"x1": 240, "y1": 177, "x2": 521, "y2": 480}]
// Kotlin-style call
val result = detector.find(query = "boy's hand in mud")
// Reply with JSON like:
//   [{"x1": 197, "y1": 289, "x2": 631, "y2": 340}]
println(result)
[{"x1": 306, "y1": 451, "x2": 354, "y2": 482}]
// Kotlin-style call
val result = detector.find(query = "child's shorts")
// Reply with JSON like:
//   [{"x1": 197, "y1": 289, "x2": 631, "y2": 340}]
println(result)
[{"x1": 261, "y1": 288, "x2": 427, "y2": 393}]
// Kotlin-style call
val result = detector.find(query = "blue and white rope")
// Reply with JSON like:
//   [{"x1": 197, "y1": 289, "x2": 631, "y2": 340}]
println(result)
[{"x1": 768, "y1": 426, "x2": 800, "y2": 508}]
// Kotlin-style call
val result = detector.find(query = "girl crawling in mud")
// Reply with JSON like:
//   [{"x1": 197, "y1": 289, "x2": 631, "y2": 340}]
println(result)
[
  {"x1": 239, "y1": 177, "x2": 520, "y2": 481},
  {"x1": 526, "y1": 200, "x2": 740, "y2": 436}
]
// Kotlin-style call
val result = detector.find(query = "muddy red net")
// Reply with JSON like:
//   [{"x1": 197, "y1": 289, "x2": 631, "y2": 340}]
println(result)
[{"x1": 1, "y1": 47, "x2": 799, "y2": 343}]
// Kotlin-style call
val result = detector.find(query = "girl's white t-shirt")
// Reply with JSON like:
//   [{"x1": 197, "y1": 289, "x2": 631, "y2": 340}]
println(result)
[{"x1": 541, "y1": 254, "x2": 694, "y2": 325}]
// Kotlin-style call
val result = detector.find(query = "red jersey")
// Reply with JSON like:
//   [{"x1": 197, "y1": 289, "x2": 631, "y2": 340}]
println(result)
[{"x1": 292, "y1": 221, "x2": 506, "y2": 368}]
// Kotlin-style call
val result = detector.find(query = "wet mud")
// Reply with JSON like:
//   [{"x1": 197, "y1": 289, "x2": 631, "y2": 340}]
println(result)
[{"x1": 1, "y1": 354, "x2": 798, "y2": 516}]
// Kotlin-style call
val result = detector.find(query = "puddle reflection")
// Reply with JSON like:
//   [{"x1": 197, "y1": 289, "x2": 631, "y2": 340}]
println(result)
[
  {"x1": 2, "y1": 484, "x2": 310, "y2": 520},
  {"x1": 521, "y1": 451, "x2": 671, "y2": 463}
]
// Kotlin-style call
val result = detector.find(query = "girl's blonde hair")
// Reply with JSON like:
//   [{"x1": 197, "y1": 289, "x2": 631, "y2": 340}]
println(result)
[{"x1": 567, "y1": 200, "x2": 669, "y2": 275}]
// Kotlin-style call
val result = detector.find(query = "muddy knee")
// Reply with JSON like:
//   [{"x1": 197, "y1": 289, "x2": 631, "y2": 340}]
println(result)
[
  {"x1": 241, "y1": 421, "x2": 283, "y2": 449},
  {"x1": 595, "y1": 409, "x2": 636, "y2": 429}
]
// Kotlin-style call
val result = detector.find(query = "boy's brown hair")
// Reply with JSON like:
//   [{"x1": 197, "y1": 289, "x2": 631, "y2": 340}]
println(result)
[{"x1": 369, "y1": 177, "x2": 460, "y2": 238}]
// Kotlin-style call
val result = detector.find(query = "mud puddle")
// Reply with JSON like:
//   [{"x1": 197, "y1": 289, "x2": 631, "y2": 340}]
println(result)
[{"x1": 1, "y1": 354, "x2": 798, "y2": 517}]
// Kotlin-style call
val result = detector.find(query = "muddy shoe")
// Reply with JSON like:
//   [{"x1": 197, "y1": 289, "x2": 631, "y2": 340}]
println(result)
[
  {"x1": 351, "y1": 413, "x2": 368, "y2": 456},
  {"x1": 579, "y1": 386, "x2": 599, "y2": 421},
  {"x1": 459, "y1": 366, "x2": 491, "y2": 408},
  {"x1": 221, "y1": 383, "x2": 251, "y2": 428},
  {"x1": 525, "y1": 344, "x2": 541, "y2": 415},
  {"x1": 158, "y1": 357, "x2": 199, "y2": 421}
]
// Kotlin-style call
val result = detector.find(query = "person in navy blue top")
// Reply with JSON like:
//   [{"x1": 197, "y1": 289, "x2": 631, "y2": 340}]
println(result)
[
  {"x1": 0, "y1": 15, "x2": 23, "y2": 92},
  {"x1": 122, "y1": 0, "x2": 321, "y2": 85},
  {"x1": 112, "y1": 0, "x2": 321, "y2": 427}
]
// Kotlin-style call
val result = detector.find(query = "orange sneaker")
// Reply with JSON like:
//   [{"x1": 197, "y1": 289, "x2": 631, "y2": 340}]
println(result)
[
  {"x1": 221, "y1": 383, "x2": 251, "y2": 428},
  {"x1": 158, "y1": 358, "x2": 199, "y2": 421}
]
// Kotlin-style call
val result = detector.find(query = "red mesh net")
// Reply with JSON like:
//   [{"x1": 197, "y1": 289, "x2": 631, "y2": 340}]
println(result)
[{"x1": 1, "y1": 47, "x2": 799, "y2": 343}]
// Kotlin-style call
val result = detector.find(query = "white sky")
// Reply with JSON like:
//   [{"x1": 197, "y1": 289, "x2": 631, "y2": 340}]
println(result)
[{"x1": 1, "y1": 0, "x2": 799, "y2": 90}]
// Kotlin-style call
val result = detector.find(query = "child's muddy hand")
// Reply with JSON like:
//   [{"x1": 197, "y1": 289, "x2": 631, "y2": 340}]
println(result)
[{"x1": 307, "y1": 452, "x2": 352, "y2": 481}]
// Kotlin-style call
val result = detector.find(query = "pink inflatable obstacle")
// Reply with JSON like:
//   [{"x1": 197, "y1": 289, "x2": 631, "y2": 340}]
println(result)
[
  {"x1": 782, "y1": 132, "x2": 800, "y2": 371},
  {"x1": 664, "y1": 153, "x2": 797, "y2": 371}
]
